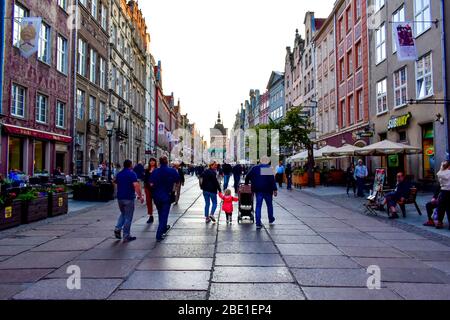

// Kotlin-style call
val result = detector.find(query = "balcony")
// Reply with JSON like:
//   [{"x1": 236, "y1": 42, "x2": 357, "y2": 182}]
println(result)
[
  {"x1": 87, "y1": 120, "x2": 99, "y2": 136},
  {"x1": 116, "y1": 129, "x2": 128, "y2": 141}
]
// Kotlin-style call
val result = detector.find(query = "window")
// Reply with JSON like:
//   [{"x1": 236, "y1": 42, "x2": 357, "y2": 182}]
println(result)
[
  {"x1": 375, "y1": 23, "x2": 386, "y2": 64},
  {"x1": 347, "y1": 50, "x2": 353, "y2": 75},
  {"x1": 38, "y1": 22, "x2": 51, "y2": 64},
  {"x1": 89, "y1": 96, "x2": 96, "y2": 122},
  {"x1": 112, "y1": 24, "x2": 117, "y2": 46},
  {"x1": 118, "y1": 72, "x2": 123, "y2": 97},
  {"x1": 374, "y1": 0, "x2": 385, "y2": 12},
  {"x1": 100, "y1": 57, "x2": 106, "y2": 89},
  {"x1": 340, "y1": 59, "x2": 345, "y2": 82},
  {"x1": 89, "y1": 49, "x2": 97, "y2": 83},
  {"x1": 78, "y1": 39, "x2": 87, "y2": 76},
  {"x1": 416, "y1": 53, "x2": 433, "y2": 99},
  {"x1": 376, "y1": 79, "x2": 388, "y2": 114},
  {"x1": 341, "y1": 100, "x2": 347, "y2": 127},
  {"x1": 101, "y1": 4, "x2": 107, "y2": 30},
  {"x1": 57, "y1": 35, "x2": 68, "y2": 74},
  {"x1": 91, "y1": 0, "x2": 98, "y2": 19},
  {"x1": 58, "y1": 0, "x2": 67, "y2": 11},
  {"x1": 356, "y1": 42, "x2": 362, "y2": 68},
  {"x1": 357, "y1": 90, "x2": 363, "y2": 121},
  {"x1": 79, "y1": 0, "x2": 86, "y2": 6},
  {"x1": 11, "y1": 84, "x2": 26, "y2": 117},
  {"x1": 349, "y1": 95, "x2": 354, "y2": 125},
  {"x1": 56, "y1": 101, "x2": 65, "y2": 128},
  {"x1": 414, "y1": 0, "x2": 431, "y2": 36},
  {"x1": 339, "y1": 18, "x2": 344, "y2": 41},
  {"x1": 76, "y1": 89, "x2": 85, "y2": 120},
  {"x1": 356, "y1": 0, "x2": 362, "y2": 20},
  {"x1": 99, "y1": 102, "x2": 105, "y2": 127},
  {"x1": 394, "y1": 67, "x2": 407, "y2": 107},
  {"x1": 392, "y1": 6, "x2": 405, "y2": 53},
  {"x1": 346, "y1": 8, "x2": 352, "y2": 31},
  {"x1": 13, "y1": 3, "x2": 29, "y2": 46},
  {"x1": 36, "y1": 94, "x2": 48, "y2": 123}
]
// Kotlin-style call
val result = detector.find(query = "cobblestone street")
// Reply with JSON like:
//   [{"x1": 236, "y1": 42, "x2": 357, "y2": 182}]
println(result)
[{"x1": 1, "y1": 177, "x2": 450, "y2": 300}]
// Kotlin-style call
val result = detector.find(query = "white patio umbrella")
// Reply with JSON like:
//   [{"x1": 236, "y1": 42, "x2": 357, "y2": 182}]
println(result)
[
  {"x1": 322, "y1": 144, "x2": 362, "y2": 158},
  {"x1": 354, "y1": 140, "x2": 421, "y2": 156},
  {"x1": 315, "y1": 145, "x2": 339, "y2": 158}
]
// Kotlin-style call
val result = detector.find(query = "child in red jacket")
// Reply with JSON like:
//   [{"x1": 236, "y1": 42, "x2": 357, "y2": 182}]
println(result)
[{"x1": 219, "y1": 189, "x2": 239, "y2": 225}]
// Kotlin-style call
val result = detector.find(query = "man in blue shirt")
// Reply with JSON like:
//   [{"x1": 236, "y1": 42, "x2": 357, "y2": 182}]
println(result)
[
  {"x1": 245, "y1": 156, "x2": 278, "y2": 229},
  {"x1": 149, "y1": 156, "x2": 180, "y2": 241},
  {"x1": 275, "y1": 161, "x2": 285, "y2": 188},
  {"x1": 114, "y1": 160, "x2": 144, "y2": 243},
  {"x1": 354, "y1": 159, "x2": 368, "y2": 197}
]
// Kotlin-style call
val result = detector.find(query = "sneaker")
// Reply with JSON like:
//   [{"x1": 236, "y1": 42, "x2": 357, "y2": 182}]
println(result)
[
  {"x1": 209, "y1": 215, "x2": 216, "y2": 223},
  {"x1": 423, "y1": 220, "x2": 435, "y2": 227},
  {"x1": 147, "y1": 215, "x2": 154, "y2": 224},
  {"x1": 163, "y1": 225, "x2": 171, "y2": 236},
  {"x1": 114, "y1": 229, "x2": 122, "y2": 240},
  {"x1": 156, "y1": 235, "x2": 166, "y2": 242},
  {"x1": 205, "y1": 217, "x2": 211, "y2": 224},
  {"x1": 123, "y1": 236, "x2": 137, "y2": 243},
  {"x1": 256, "y1": 224, "x2": 264, "y2": 230},
  {"x1": 269, "y1": 218, "x2": 276, "y2": 225}
]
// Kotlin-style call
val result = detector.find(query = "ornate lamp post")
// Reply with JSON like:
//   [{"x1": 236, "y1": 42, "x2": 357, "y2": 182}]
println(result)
[{"x1": 104, "y1": 115, "x2": 115, "y2": 182}]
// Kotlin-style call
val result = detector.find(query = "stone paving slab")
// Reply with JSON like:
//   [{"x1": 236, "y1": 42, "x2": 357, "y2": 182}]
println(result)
[
  {"x1": 353, "y1": 257, "x2": 431, "y2": 269},
  {"x1": 277, "y1": 244, "x2": 343, "y2": 256},
  {"x1": 212, "y1": 267, "x2": 294, "y2": 283},
  {"x1": 0, "y1": 251, "x2": 82, "y2": 269},
  {"x1": 121, "y1": 271, "x2": 210, "y2": 290},
  {"x1": 16, "y1": 230, "x2": 72, "y2": 237},
  {"x1": 284, "y1": 256, "x2": 361, "y2": 269},
  {"x1": 338, "y1": 246, "x2": 409, "y2": 258},
  {"x1": 147, "y1": 244, "x2": 216, "y2": 258},
  {"x1": 215, "y1": 254, "x2": 285, "y2": 267},
  {"x1": 0, "y1": 269, "x2": 53, "y2": 284},
  {"x1": 13, "y1": 279, "x2": 122, "y2": 300},
  {"x1": 77, "y1": 248, "x2": 150, "y2": 261},
  {"x1": 380, "y1": 268, "x2": 450, "y2": 284},
  {"x1": 46, "y1": 260, "x2": 140, "y2": 279},
  {"x1": 367, "y1": 232, "x2": 426, "y2": 240},
  {"x1": 137, "y1": 258, "x2": 213, "y2": 271},
  {"x1": 292, "y1": 268, "x2": 370, "y2": 288},
  {"x1": 0, "y1": 237, "x2": 56, "y2": 246},
  {"x1": 216, "y1": 242, "x2": 278, "y2": 254},
  {"x1": 109, "y1": 290, "x2": 207, "y2": 300},
  {"x1": 0, "y1": 284, "x2": 26, "y2": 300},
  {"x1": 217, "y1": 231, "x2": 272, "y2": 242},
  {"x1": 161, "y1": 235, "x2": 217, "y2": 244},
  {"x1": 94, "y1": 238, "x2": 156, "y2": 250},
  {"x1": 424, "y1": 261, "x2": 450, "y2": 274},
  {"x1": 266, "y1": 229, "x2": 317, "y2": 236},
  {"x1": 388, "y1": 283, "x2": 450, "y2": 300},
  {"x1": 270, "y1": 235, "x2": 328, "y2": 244},
  {"x1": 403, "y1": 251, "x2": 450, "y2": 261},
  {"x1": 381, "y1": 240, "x2": 450, "y2": 252},
  {"x1": 302, "y1": 287, "x2": 402, "y2": 300},
  {"x1": 0, "y1": 245, "x2": 35, "y2": 256},
  {"x1": 209, "y1": 283, "x2": 305, "y2": 300},
  {"x1": 31, "y1": 238, "x2": 106, "y2": 252}
]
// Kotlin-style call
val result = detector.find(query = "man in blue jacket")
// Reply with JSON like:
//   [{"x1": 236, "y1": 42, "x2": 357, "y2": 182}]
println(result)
[
  {"x1": 245, "y1": 156, "x2": 278, "y2": 229},
  {"x1": 149, "y1": 156, "x2": 180, "y2": 241}
]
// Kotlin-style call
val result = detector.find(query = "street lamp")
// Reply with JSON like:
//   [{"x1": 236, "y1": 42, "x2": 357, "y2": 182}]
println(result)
[{"x1": 105, "y1": 115, "x2": 115, "y2": 182}]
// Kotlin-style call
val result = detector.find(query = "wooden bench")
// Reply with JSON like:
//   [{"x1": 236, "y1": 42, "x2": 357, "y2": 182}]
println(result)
[{"x1": 396, "y1": 187, "x2": 423, "y2": 218}]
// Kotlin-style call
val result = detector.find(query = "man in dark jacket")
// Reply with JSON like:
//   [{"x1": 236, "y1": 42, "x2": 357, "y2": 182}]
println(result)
[
  {"x1": 133, "y1": 162, "x2": 145, "y2": 181},
  {"x1": 232, "y1": 163, "x2": 243, "y2": 194},
  {"x1": 200, "y1": 161, "x2": 222, "y2": 223},
  {"x1": 149, "y1": 156, "x2": 180, "y2": 241},
  {"x1": 385, "y1": 172, "x2": 411, "y2": 220},
  {"x1": 222, "y1": 162, "x2": 233, "y2": 190},
  {"x1": 245, "y1": 156, "x2": 278, "y2": 229},
  {"x1": 285, "y1": 163, "x2": 293, "y2": 191}
]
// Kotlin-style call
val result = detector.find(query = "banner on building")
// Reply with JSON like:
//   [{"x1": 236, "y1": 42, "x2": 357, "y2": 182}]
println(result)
[
  {"x1": 158, "y1": 122, "x2": 165, "y2": 135},
  {"x1": 18, "y1": 17, "x2": 42, "y2": 58},
  {"x1": 393, "y1": 22, "x2": 417, "y2": 61}
]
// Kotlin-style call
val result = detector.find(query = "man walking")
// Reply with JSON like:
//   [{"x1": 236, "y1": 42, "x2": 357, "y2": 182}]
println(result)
[
  {"x1": 285, "y1": 162, "x2": 293, "y2": 191},
  {"x1": 275, "y1": 161, "x2": 285, "y2": 189},
  {"x1": 149, "y1": 156, "x2": 180, "y2": 242},
  {"x1": 114, "y1": 160, "x2": 144, "y2": 243},
  {"x1": 232, "y1": 162, "x2": 243, "y2": 194},
  {"x1": 354, "y1": 159, "x2": 368, "y2": 198},
  {"x1": 222, "y1": 161, "x2": 233, "y2": 190},
  {"x1": 245, "y1": 156, "x2": 278, "y2": 229}
]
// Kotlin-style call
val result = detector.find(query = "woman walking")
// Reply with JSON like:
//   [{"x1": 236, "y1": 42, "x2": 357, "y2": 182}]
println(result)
[
  {"x1": 144, "y1": 158, "x2": 158, "y2": 224},
  {"x1": 346, "y1": 163, "x2": 356, "y2": 197},
  {"x1": 200, "y1": 161, "x2": 222, "y2": 223},
  {"x1": 173, "y1": 162, "x2": 185, "y2": 205}
]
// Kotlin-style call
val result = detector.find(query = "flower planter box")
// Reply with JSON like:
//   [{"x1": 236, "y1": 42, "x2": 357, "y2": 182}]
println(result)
[
  {"x1": 314, "y1": 172, "x2": 321, "y2": 185},
  {"x1": 0, "y1": 201, "x2": 22, "y2": 231},
  {"x1": 299, "y1": 173, "x2": 309, "y2": 187},
  {"x1": 48, "y1": 193, "x2": 69, "y2": 217},
  {"x1": 21, "y1": 197, "x2": 49, "y2": 224}
]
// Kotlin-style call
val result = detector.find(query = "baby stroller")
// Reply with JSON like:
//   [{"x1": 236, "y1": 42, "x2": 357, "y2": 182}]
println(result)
[{"x1": 238, "y1": 183, "x2": 255, "y2": 224}]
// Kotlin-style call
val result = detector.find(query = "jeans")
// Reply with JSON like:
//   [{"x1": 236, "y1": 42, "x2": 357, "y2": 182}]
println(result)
[
  {"x1": 356, "y1": 177, "x2": 365, "y2": 197},
  {"x1": 203, "y1": 191, "x2": 218, "y2": 217},
  {"x1": 385, "y1": 192, "x2": 401, "y2": 211},
  {"x1": 115, "y1": 200, "x2": 135, "y2": 239},
  {"x1": 287, "y1": 175, "x2": 292, "y2": 190},
  {"x1": 155, "y1": 200, "x2": 171, "y2": 240},
  {"x1": 255, "y1": 192, "x2": 274, "y2": 226},
  {"x1": 233, "y1": 175, "x2": 241, "y2": 193},
  {"x1": 275, "y1": 173, "x2": 284, "y2": 188},
  {"x1": 346, "y1": 179, "x2": 356, "y2": 195},
  {"x1": 223, "y1": 174, "x2": 231, "y2": 190},
  {"x1": 437, "y1": 191, "x2": 450, "y2": 223}
]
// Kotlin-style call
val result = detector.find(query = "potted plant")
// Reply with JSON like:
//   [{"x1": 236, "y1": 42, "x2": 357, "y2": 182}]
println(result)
[
  {"x1": 47, "y1": 185, "x2": 69, "y2": 217},
  {"x1": 0, "y1": 192, "x2": 21, "y2": 230},
  {"x1": 294, "y1": 168, "x2": 308, "y2": 187},
  {"x1": 18, "y1": 189, "x2": 49, "y2": 224}
]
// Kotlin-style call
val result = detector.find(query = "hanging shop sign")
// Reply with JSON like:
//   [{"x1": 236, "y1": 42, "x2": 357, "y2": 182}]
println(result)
[
  {"x1": 18, "y1": 17, "x2": 42, "y2": 58},
  {"x1": 388, "y1": 113, "x2": 412, "y2": 130},
  {"x1": 357, "y1": 131, "x2": 374, "y2": 139},
  {"x1": 393, "y1": 22, "x2": 417, "y2": 61}
]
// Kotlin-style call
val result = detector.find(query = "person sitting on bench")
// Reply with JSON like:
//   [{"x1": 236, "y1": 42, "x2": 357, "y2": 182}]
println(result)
[
  {"x1": 385, "y1": 172, "x2": 411, "y2": 220},
  {"x1": 423, "y1": 185, "x2": 442, "y2": 227}
]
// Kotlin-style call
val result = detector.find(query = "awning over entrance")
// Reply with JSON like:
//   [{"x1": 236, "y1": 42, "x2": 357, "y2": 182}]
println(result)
[{"x1": 2, "y1": 124, "x2": 72, "y2": 144}]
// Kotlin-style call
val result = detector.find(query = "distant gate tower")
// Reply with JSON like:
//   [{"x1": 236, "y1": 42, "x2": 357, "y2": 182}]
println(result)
[{"x1": 209, "y1": 112, "x2": 228, "y2": 163}]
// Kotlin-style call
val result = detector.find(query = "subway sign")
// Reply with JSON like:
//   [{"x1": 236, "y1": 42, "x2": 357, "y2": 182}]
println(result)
[{"x1": 388, "y1": 112, "x2": 412, "y2": 130}]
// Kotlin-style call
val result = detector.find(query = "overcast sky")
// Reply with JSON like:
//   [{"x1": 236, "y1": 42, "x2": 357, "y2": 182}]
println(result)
[{"x1": 139, "y1": 0, "x2": 334, "y2": 141}]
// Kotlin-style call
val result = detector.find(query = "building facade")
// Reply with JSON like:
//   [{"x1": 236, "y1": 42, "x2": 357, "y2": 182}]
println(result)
[
  {"x1": 209, "y1": 112, "x2": 228, "y2": 163},
  {"x1": 267, "y1": 71, "x2": 285, "y2": 122},
  {"x1": 368, "y1": 0, "x2": 447, "y2": 182},
  {"x1": 1, "y1": 0, "x2": 75, "y2": 176},
  {"x1": 284, "y1": 29, "x2": 305, "y2": 111},
  {"x1": 75, "y1": 0, "x2": 109, "y2": 175}
]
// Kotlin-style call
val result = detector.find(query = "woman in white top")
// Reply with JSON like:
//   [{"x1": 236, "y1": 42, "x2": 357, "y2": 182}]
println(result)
[{"x1": 436, "y1": 161, "x2": 450, "y2": 230}]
